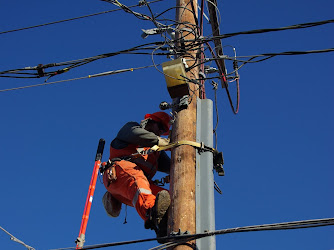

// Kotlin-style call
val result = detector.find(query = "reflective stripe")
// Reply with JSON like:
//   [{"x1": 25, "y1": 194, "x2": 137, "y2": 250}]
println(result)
[{"x1": 132, "y1": 188, "x2": 152, "y2": 207}]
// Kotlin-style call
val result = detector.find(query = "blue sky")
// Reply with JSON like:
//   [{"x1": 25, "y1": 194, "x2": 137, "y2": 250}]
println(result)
[{"x1": 0, "y1": 0, "x2": 333, "y2": 250}]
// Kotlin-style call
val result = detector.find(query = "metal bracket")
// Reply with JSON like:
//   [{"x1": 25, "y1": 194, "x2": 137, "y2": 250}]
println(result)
[
  {"x1": 75, "y1": 234, "x2": 85, "y2": 249},
  {"x1": 174, "y1": 95, "x2": 189, "y2": 110},
  {"x1": 170, "y1": 228, "x2": 190, "y2": 237},
  {"x1": 213, "y1": 151, "x2": 225, "y2": 176},
  {"x1": 141, "y1": 27, "x2": 174, "y2": 39},
  {"x1": 204, "y1": 65, "x2": 218, "y2": 74},
  {"x1": 197, "y1": 142, "x2": 205, "y2": 155},
  {"x1": 159, "y1": 95, "x2": 189, "y2": 111},
  {"x1": 153, "y1": 175, "x2": 170, "y2": 186}
]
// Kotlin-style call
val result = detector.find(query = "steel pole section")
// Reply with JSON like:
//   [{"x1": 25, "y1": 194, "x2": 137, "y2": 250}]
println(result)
[{"x1": 196, "y1": 98, "x2": 216, "y2": 249}]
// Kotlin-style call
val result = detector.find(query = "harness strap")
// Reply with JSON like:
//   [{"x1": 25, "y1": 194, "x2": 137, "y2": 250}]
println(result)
[
  {"x1": 100, "y1": 140, "x2": 217, "y2": 174},
  {"x1": 150, "y1": 140, "x2": 216, "y2": 153}
]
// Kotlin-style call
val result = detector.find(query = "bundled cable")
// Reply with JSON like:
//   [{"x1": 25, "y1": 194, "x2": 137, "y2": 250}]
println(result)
[
  {"x1": 0, "y1": 65, "x2": 156, "y2": 93},
  {"x1": 50, "y1": 218, "x2": 334, "y2": 250},
  {"x1": 0, "y1": 225, "x2": 35, "y2": 250},
  {"x1": 0, "y1": 43, "x2": 170, "y2": 79}
]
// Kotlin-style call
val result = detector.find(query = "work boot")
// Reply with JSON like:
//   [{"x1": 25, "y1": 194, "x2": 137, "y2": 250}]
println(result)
[
  {"x1": 102, "y1": 191, "x2": 122, "y2": 218},
  {"x1": 145, "y1": 190, "x2": 171, "y2": 241}
]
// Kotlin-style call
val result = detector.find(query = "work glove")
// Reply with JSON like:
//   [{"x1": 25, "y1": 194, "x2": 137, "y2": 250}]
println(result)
[{"x1": 158, "y1": 137, "x2": 170, "y2": 146}]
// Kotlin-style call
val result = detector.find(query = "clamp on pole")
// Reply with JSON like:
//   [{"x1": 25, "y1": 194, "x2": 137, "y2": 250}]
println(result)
[
  {"x1": 151, "y1": 140, "x2": 215, "y2": 153},
  {"x1": 151, "y1": 140, "x2": 225, "y2": 176}
]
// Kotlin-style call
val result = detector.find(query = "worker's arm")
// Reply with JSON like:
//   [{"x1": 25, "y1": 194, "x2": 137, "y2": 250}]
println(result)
[
  {"x1": 113, "y1": 121, "x2": 171, "y2": 173},
  {"x1": 112, "y1": 121, "x2": 159, "y2": 149}
]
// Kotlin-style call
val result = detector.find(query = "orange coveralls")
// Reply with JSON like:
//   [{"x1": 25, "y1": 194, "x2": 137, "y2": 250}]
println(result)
[{"x1": 103, "y1": 122, "x2": 170, "y2": 220}]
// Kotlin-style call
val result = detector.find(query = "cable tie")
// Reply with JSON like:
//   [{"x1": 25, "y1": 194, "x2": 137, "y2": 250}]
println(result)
[{"x1": 36, "y1": 64, "x2": 45, "y2": 77}]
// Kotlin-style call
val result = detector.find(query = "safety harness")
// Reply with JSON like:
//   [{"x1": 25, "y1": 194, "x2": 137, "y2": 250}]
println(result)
[
  {"x1": 99, "y1": 140, "x2": 224, "y2": 176},
  {"x1": 149, "y1": 140, "x2": 216, "y2": 153},
  {"x1": 153, "y1": 140, "x2": 224, "y2": 176}
]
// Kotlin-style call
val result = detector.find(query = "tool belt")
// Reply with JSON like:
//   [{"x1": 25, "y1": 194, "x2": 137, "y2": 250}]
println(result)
[
  {"x1": 100, "y1": 158, "x2": 121, "y2": 174},
  {"x1": 99, "y1": 158, "x2": 124, "y2": 186}
]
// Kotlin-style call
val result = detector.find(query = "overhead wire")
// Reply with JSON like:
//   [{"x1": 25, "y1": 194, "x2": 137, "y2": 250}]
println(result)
[
  {"x1": 203, "y1": 0, "x2": 239, "y2": 120},
  {"x1": 240, "y1": 18, "x2": 334, "y2": 36},
  {"x1": 1, "y1": 3, "x2": 333, "y2": 250},
  {"x1": 140, "y1": 2, "x2": 207, "y2": 99},
  {"x1": 0, "y1": 225, "x2": 35, "y2": 250},
  {"x1": 1, "y1": 7, "x2": 332, "y2": 119},
  {"x1": 201, "y1": 19, "x2": 334, "y2": 42},
  {"x1": 153, "y1": 217, "x2": 334, "y2": 249},
  {"x1": 99, "y1": 0, "x2": 166, "y2": 29},
  {"x1": 0, "y1": 43, "x2": 170, "y2": 79},
  {"x1": 198, "y1": 0, "x2": 206, "y2": 98},
  {"x1": 154, "y1": 0, "x2": 231, "y2": 116},
  {"x1": 50, "y1": 218, "x2": 334, "y2": 250},
  {"x1": 0, "y1": 65, "x2": 157, "y2": 93},
  {"x1": 204, "y1": 42, "x2": 239, "y2": 114},
  {"x1": 0, "y1": 2, "x2": 333, "y2": 250},
  {"x1": 191, "y1": 48, "x2": 334, "y2": 74},
  {"x1": 220, "y1": 48, "x2": 334, "y2": 73},
  {"x1": 170, "y1": 19, "x2": 334, "y2": 54},
  {"x1": 153, "y1": 17, "x2": 334, "y2": 90},
  {"x1": 0, "y1": 0, "x2": 164, "y2": 35},
  {"x1": 235, "y1": 48, "x2": 334, "y2": 59},
  {"x1": 141, "y1": 0, "x2": 177, "y2": 77},
  {"x1": 177, "y1": 47, "x2": 333, "y2": 115},
  {"x1": 2, "y1": 18, "x2": 332, "y2": 79},
  {"x1": 142, "y1": 0, "x2": 163, "y2": 30}
]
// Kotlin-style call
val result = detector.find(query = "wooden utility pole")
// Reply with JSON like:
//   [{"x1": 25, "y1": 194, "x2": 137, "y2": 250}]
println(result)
[{"x1": 168, "y1": 0, "x2": 199, "y2": 249}]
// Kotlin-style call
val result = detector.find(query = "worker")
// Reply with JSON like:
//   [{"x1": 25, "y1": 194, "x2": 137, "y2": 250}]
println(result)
[{"x1": 101, "y1": 111, "x2": 172, "y2": 239}]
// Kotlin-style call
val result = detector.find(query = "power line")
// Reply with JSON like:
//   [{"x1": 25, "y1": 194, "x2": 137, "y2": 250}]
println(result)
[
  {"x1": 197, "y1": 48, "x2": 334, "y2": 78},
  {"x1": 205, "y1": 19, "x2": 334, "y2": 41},
  {"x1": 138, "y1": 18, "x2": 334, "y2": 117},
  {"x1": 155, "y1": 217, "x2": 334, "y2": 250},
  {"x1": 225, "y1": 48, "x2": 334, "y2": 72},
  {"x1": 235, "y1": 48, "x2": 334, "y2": 59},
  {"x1": 0, "y1": 0, "x2": 163, "y2": 35},
  {"x1": 176, "y1": 19, "x2": 334, "y2": 61},
  {"x1": 0, "y1": 43, "x2": 169, "y2": 79},
  {"x1": 0, "y1": 65, "x2": 156, "y2": 93},
  {"x1": 100, "y1": 0, "x2": 154, "y2": 21},
  {"x1": 167, "y1": 19, "x2": 334, "y2": 60},
  {"x1": 2, "y1": 43, "x2": 332, "y2": 80},
  {"x1": 0, "y1": 10, "x2": 119, "y2": 35},
  {"x1": 2, "y1": 18, "x2": 332, "y2": 79},
  {"x1": 0, "y1": 225, "x2": 35, "y2": 250},
  {"x1": 50, "y1": 218, "x2": 334, "y2": 250}
]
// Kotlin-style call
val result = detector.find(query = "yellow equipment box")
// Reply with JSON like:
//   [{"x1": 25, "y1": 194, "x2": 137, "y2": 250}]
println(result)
[{"x1": 162, "y1": 58, "x2": 190, "y2": 98}]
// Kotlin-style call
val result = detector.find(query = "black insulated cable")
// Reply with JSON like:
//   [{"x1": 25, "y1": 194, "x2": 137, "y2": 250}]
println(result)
[{"x1": 0, "y1": 0, "x2": 164, "y2": 35}]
